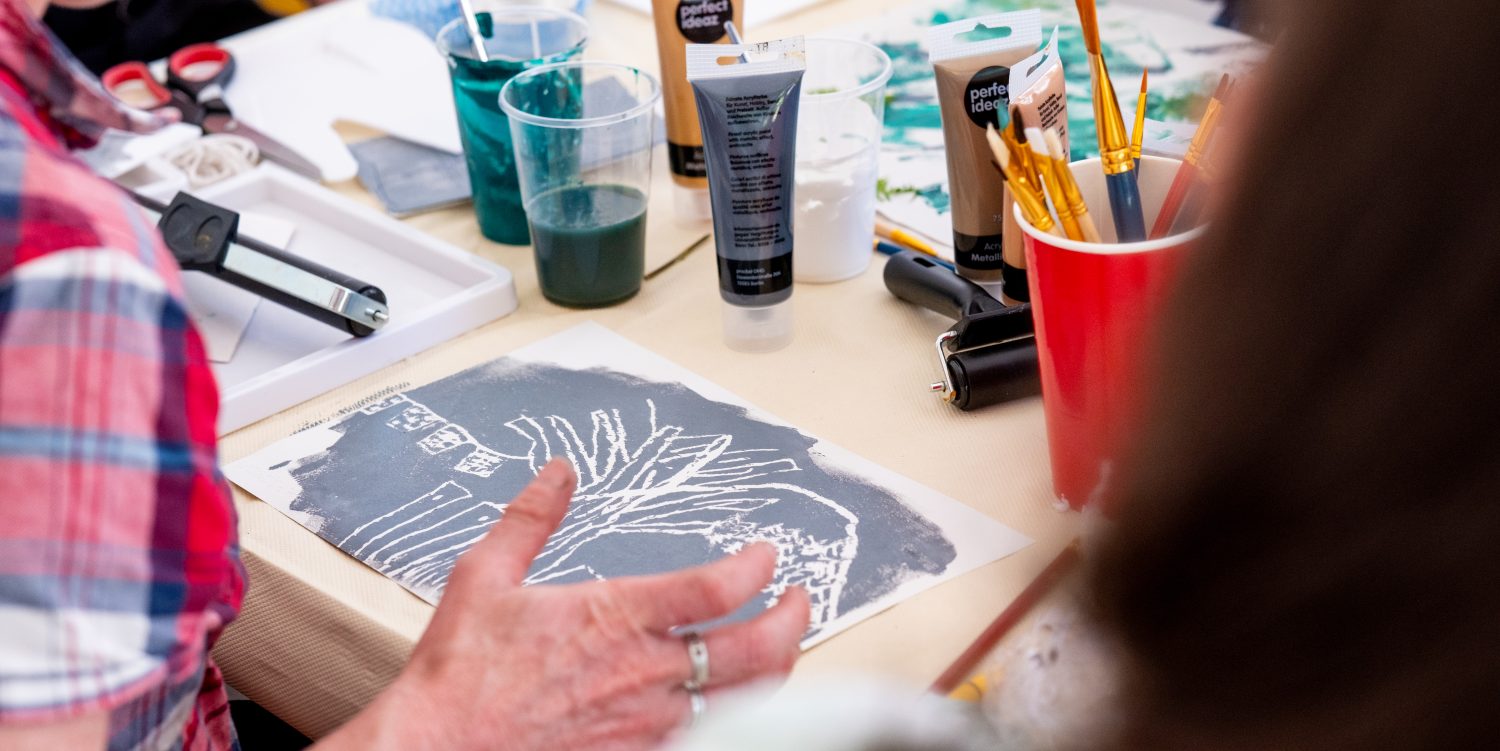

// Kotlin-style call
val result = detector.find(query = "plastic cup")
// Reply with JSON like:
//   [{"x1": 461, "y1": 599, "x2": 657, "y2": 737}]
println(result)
[
  {"x1": 501, "y1": 62, "x2": 660, "y2": 308},
  {"x1": 794, "y1": 38, "x2": 893, "y2": 283},
  {"x1": 1016, "y1": 155, "x2": 1206, "y2": 510},
  {"x1": 437, "y1": 5, "x2": 588, "y2": 246}
]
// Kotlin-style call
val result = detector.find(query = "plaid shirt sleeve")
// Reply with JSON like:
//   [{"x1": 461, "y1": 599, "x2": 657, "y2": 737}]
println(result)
[{"x1": 1, "y1": 44, "x2": 245, "y2": 748}]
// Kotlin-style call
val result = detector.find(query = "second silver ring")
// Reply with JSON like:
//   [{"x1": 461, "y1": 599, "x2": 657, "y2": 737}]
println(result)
[{"x1": 683, "y1": 632, "x2": 710, "y2": 689}]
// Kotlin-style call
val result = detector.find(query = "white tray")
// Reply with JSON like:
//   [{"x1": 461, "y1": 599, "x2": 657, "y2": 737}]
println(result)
[{"x1": 192, "y1": 166, "x2": 517, "y2": 433}]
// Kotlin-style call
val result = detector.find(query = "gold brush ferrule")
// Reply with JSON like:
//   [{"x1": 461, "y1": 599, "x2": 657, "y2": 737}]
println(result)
[
  {"x1": 1053, "y1": 156, "x2": 1089, "y2": 217},
  {"x1": 1089, "y1": 54, "x2": 1135, "y2": 177},
  {"x1": 1039, "y1": 161, "x2": 1075, "y2": 220},
  {"x1": 1039, "y1": 160, "x2": 1084, "y2": 240},
  {"x1": 1000, "y1": 129, "x2": 1040, "y2": 197},
  {"x1": 1183, "y1": 99, "x2": 1224, "y2": 166},
  {"x1": 1012, "y1": 177, "x2": 1057, "y2": 233}
]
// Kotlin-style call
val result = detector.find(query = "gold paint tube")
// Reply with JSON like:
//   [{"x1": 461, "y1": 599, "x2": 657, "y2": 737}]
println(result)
[
  {"x1": 928, "y1": 10, "x2": 1042, "y2": 283},
  {"x1": 652, "y1": 0, "x2": 745, "y2": 221}
]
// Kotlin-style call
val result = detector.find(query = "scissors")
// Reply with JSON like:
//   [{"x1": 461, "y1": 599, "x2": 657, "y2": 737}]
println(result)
[{"x1": 102, "y1": 43, "x2": 323, "y2": 181}]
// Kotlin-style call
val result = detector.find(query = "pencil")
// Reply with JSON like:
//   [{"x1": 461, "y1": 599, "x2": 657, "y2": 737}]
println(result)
[
  {"x1": 1131, "y1": 70, "x2": 1149, "y2": 168},
  {"x1": 1150, "y1": 74, "x2": 1231, "y2": 239},
  {"x1": 875, "y1": 218, "x2": 940, "y2": 258},
  {"x1": 930, "y1": 540, "x2": 1081, "y2": 695}
]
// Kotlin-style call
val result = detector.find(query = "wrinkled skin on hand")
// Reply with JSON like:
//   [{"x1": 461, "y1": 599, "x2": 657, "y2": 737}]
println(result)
[{"x1": 356, "y1": 459, "x2": 811, "y2": 751}]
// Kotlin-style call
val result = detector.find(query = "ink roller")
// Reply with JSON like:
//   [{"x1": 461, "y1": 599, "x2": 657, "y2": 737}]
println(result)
[
  {"x1": 133, "y1": 191, "x2": 391, "y2": 337},
  {"x1": 883, "y1": 250, "x2": 1042, "y2": 410}
]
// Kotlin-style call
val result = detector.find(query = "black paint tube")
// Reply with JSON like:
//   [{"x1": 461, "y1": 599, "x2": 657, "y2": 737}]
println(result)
[{"x1": 687, "y1": 37, "x2": 806, "y2": 353}]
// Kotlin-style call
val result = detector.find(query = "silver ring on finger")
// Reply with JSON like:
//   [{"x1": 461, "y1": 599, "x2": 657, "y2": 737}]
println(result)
[
  {"x1": 686, "y1": 683, "x2": 707, "y2": 727},
  {"x1": 682, "y1": 631, "x2": 710, "y2": 690}
]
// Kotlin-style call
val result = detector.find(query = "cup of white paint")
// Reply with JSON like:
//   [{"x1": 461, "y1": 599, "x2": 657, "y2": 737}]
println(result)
[{"x1": 794, "y1": 38, "x2": 893, "y2": 283}]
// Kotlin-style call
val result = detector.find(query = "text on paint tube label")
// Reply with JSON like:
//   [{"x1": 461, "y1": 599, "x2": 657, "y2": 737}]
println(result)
[
  {"x1": 965, "y1": 66, "x2": 1012, "y2": 129},
  {"x1": 954, "y1": 231, "x2": 1005, "y2": 270},
  {"x1": 678, "y1": 0, "x2": 733, "y2": 43},
  {"x1": 669, "y1": 143, "x2": 709, "y2": 178},
  {"x1": 718, "y1": 255, "x2": 792, "y2": 296}
]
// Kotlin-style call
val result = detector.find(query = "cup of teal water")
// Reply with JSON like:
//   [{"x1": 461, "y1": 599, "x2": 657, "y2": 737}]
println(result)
[
  {"x1": 437, "y1": 6, "x2": 588, "y2": 246},
  {"x1": 501, "y1": 62, "x2": 660, "y2": 307}
]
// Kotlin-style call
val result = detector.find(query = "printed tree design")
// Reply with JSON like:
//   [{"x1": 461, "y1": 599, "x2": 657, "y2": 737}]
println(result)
[{"x1": 338, "y1": 394, "x2": 861, "y2": 631}]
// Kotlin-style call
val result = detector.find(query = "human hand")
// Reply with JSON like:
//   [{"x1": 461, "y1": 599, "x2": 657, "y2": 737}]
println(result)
[{"x1": 335, "y1": 459, "x2": 810, "y2": 751}]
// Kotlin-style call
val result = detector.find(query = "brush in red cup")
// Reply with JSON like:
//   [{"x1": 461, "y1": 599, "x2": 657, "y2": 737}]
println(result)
[{"x1": 1017, "y1": 154, "x2": 1205, "y2": 510}]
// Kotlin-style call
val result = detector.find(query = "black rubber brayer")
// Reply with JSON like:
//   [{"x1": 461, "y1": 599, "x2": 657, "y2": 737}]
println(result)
[{"x1": 883, "y1": 250, "x2": 1042, "y2": 411}]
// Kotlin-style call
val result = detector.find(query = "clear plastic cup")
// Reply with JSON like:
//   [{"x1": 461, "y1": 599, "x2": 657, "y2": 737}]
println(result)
[
  {"x1": 501, "y1": 62, "x2": 661, "y2": 308},
  {"x1": 437, "y1": 5, "x2": 588, "y2": 246},
  {"x1": 794, "y1": 38, "x2": 893, "y2": 283}
]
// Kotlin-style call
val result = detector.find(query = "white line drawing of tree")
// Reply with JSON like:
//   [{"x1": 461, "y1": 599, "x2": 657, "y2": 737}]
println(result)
[{"x1": 336, "y1": 396, "x2": 862, "y2": 631}]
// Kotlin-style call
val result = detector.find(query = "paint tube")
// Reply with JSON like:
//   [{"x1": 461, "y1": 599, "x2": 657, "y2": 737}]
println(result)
[
  {"x1": 928, "y1": 10, "x2": 1042, "y2": 284},
  {"x1": 1001, "y1": 27, "x2": 1067, "y2": 302},
  {"x1": 688, "y1": 37, "x2": 805, "y2": 353},
  {"x1": 1009, "y1": 29, "x2": 1069, "y2": 159},
  {"x1": 652, "y1": 0, "x2": 745, "y2": 222}
]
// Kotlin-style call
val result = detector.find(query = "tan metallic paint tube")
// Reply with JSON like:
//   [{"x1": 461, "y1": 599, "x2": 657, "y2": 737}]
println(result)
[
  {"x1": 652, "y1": 0, "x2": 745, "y2": 220},
  {"x1": 927, "y1": 11, "x2": 1041, "y2": 283}
]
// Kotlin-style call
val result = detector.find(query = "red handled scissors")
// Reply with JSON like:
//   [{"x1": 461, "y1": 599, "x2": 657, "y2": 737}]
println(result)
[{"x1": 102, "y1": 43, "x2": 323, "y2": 181}]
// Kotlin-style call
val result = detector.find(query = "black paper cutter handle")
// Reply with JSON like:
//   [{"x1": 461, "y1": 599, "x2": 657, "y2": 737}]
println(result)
[{"x1": 148, "y1": 191, "x2": 389, "y2": 338}]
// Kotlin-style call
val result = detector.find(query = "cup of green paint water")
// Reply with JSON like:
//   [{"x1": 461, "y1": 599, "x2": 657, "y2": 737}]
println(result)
[
  {"x1": 501, "y1": 62, "x2": 661, "y2": 308},
  {"x1": 437, "y1": 5, "x2": 588, "y2": 246}
]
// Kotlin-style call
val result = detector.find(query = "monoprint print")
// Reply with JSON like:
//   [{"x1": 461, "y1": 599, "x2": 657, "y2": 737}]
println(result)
[{"x1": 227, "y1": 324, "x2": 1029, "y2": 645}]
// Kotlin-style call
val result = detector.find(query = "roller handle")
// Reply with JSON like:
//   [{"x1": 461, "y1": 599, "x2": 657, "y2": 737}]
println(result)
[
  {"x1": 883, "y1": 250, "x2": 1006, "y2": 321},
  {"x1": 219, "y1": 233, "x2": 387, "y2": 338}
]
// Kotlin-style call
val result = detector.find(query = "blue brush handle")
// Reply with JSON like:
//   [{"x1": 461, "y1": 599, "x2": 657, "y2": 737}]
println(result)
[{"x1": 1106, "y1": 171, "x2": 1147, "y2": 242}]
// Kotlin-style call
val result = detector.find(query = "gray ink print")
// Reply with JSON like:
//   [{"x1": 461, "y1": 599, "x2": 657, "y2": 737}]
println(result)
[{"x1": 226, "y1": 325, "x2": 1030, "y2": 644}]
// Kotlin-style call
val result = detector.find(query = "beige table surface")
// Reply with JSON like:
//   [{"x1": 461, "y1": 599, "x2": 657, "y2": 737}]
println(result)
[{"x1": 211, "y1": 0, "x2": 1080, "y2": 738}]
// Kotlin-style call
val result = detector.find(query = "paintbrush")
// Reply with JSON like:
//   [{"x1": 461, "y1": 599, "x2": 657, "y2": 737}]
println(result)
[
  {"x1": 1151, "y1": 74, "x2": 1231, "y2": 239},
  {"x1": 875, "y1": 218, "x2": 941, "y2": 259},
  {"x1": 1044, "y1": 128, "x2": 1102, "y2": 243},
  {"x1": 1131, "y1": 70, "x2": 1149, "y2": 167},
  {"x1": 931, "y1": 540, "x2": 1081, "y2": 695},
  {"x1": 457, "y1": 0, "x2": 490, "y2": 62},
  {"x1": 987, "y1": 124, "x2": 1063, "y2": 238},
  {"x1": 1026, "y1": 126, "x2": 1084, "y2": 241},
  {"x1": 998, "y1": 114, "x2": 1042, "y2": 201},
  {"x1": 1074, "y1": 0, "x2": 1146, "y2": 242},
  {"x1": 1012, "y1": 109, "x2": 1046, "y2": 193}
]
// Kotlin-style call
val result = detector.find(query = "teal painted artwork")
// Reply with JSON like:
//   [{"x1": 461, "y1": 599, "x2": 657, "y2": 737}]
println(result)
[{"x1": 841, "y1": 0, "x2": 1264, "y2": 247}]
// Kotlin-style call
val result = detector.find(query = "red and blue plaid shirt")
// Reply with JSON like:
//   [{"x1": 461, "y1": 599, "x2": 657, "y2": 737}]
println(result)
[{"x1": 0, "y1": 2, "x2": 244, "y2": 749}]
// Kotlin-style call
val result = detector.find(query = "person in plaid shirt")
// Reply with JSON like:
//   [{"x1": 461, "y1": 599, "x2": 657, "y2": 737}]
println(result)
[{"x1": 0, "y1": 0, "x2": 807, "y2": 749}]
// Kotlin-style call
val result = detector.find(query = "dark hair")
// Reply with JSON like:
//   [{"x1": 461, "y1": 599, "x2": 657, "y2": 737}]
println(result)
[{"x1": 1086, "y1": 0, "x2": 1500, "y2": 748}]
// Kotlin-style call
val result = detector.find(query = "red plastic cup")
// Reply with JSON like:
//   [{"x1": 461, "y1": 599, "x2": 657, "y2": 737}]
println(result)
[{"x1": 1017, "y1": 155, "x2": 1206, "y2": 510}]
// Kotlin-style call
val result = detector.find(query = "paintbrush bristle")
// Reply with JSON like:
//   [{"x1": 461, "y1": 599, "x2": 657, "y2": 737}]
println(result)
[
  {"x1": 1025, "y1": 127, "x2": 1050, "y2": 158},
  {"x1": 986, "y1": 124, "x2": 1013, "y2": 174},
  {"x1": 1074, "y1": 0, "x2": 1101, "y2": 55},
  {"x1": 1140, "y1": 69, "x2": 1149, "y2": 94},
  {"x1": 1044, "y1": 128, "x2": 1068, "y2": 162},
  {"x1": 1010, "y1": 107, "x2": 1027, "y2": 140}
]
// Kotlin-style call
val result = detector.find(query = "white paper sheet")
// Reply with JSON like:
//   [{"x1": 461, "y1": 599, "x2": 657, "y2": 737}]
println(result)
[{"x1": 226, "y1": 323, "x2": 1030, "y2": 647}]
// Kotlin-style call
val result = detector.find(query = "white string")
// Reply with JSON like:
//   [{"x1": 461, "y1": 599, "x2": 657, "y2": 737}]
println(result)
[{"x1": 165, "y1": 134, "x2": 260, "y2": 188}]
